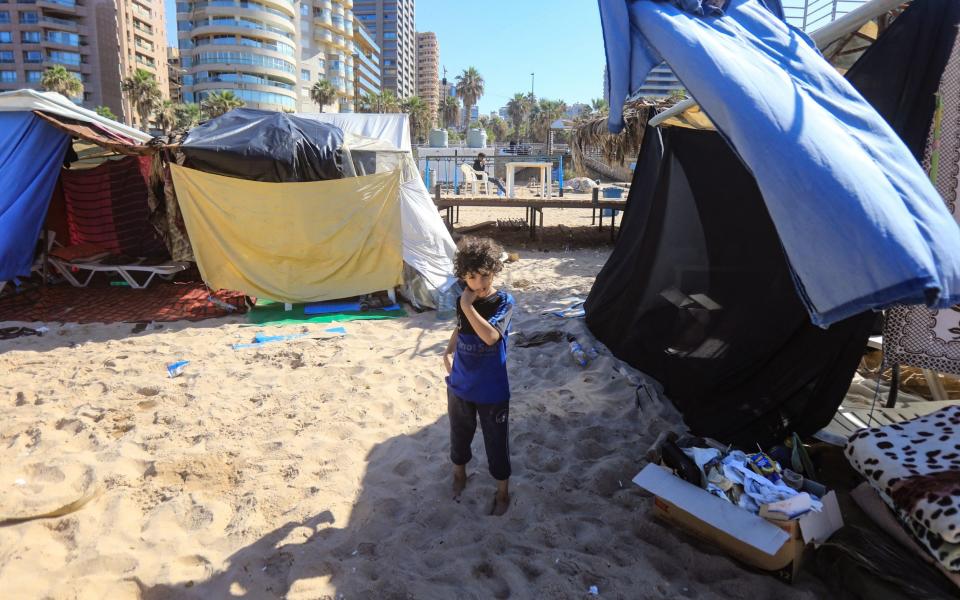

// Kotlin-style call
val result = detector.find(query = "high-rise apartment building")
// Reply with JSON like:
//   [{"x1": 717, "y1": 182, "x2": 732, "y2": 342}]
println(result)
[
  {"x1": 177, "y1": 0, "x2": 361, "y2": 113},
  {"x1": 353, "y1": 19, "x2": 380, "y2": 105},
  {"x1": 117, "y1": 0, "x2": 169, "y2": 127},
  {"x1": 415, "y1": 31, "x2": 437, "y2": 127},
  {"x1": 167, "y1": 46, "x2": 182, "y2": 103},
  {"x1": 352, "y1": 0, "x2": 415, "y2": 98},
  {"x1": 0, "y1": 0, "x2": 168, "y2": 124}
]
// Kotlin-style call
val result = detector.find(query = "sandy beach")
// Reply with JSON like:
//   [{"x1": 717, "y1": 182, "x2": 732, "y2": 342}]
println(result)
[{"x1": 0, "y1": 208, "x2": 830, "y2": 599}]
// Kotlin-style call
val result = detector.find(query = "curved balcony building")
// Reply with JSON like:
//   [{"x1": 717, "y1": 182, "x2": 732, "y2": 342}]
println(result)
[
  {"x1": 179, "y1": 0, "x2": 370, "y2": 113},
  {"x1": 178, "y1": 0, "x2": 298, "y2": 111}
]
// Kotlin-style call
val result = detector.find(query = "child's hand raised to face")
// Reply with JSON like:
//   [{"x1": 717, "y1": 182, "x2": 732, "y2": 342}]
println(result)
[{"x1": 460, "y1": 286, "x2": 478, "y2": 307}]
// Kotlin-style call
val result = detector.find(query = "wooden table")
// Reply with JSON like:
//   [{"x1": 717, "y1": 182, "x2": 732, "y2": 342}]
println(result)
[
  {"x1": 505, "y1": 162, "x2": 552, "y2": 198},
  {"x1": 434, "y1": 195, "x2": 628, "y2": 239}
]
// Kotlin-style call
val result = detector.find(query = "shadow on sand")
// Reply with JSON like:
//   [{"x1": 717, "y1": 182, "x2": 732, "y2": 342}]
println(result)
[{"x1": 135, "y1": 327, "x2": 829, "y2": 599}]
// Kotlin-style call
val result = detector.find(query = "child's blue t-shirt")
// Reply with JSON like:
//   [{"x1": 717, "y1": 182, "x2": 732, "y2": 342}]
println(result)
[{"x1": 446, "y1": 290, "x2": 514, "y2": 404}]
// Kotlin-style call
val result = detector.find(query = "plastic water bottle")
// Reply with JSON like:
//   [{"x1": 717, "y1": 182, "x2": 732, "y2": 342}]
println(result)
[
  {"x1": 436, "y1": 279, "x2": 459, "y2": 320},
  {"x1": 569, "y1": 340, "x2": 588, "y2": 367}
]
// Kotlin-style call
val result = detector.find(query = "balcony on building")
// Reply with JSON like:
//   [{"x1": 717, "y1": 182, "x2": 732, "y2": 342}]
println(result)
[
  {"x1": 37, "y1": 0, "x2": 77, "y2": 15},
  {"x1": 133, "y1": 19, "x2": 153, "y2": 36},
  {"x1": 132, "y1": 2, "x2": 152, "y2": 21},
  {"x1": 41, "y1": 30, "x2": 80, "y2": 50},
  {"x1": 38, "y1": 13, "x2": 78, "y2": 30}
]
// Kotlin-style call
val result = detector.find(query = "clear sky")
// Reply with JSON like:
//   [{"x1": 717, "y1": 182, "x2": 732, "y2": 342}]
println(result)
[{"x1": 164, "y1": 0, "x2": 607, "y2": 114}]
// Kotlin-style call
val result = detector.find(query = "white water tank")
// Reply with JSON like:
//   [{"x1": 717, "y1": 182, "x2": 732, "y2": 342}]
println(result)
[
  {"x1": 466, "y1": 128, "x2": 487, "y2": 148},
  {"x1": 428, "y1": 129, "x2": 448, "y2": 147}
]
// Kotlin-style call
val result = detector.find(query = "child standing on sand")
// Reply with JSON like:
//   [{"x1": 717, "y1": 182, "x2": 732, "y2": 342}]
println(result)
[{"x1": 443, "y1": 237, "x2": 515, "y2": 516}]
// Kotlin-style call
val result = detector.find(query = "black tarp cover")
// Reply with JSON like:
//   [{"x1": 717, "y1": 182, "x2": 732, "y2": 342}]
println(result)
[
  {"x1": 844, "y1": 0, "x2": 960, "y2": 160},
  {"x1": 585, "y1": 127, "x2": 874, "y2": 447},
  {"x1": 180, "y1": 108, "x2": 343, "y2": 182}
]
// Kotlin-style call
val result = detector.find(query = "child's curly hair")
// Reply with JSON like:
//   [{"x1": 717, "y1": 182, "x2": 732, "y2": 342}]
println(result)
[{"x1": 454, "y1": 237, "x2": 503, "y2": 279}]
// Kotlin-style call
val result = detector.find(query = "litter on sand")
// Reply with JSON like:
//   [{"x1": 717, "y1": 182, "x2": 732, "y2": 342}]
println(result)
[
  {"x1": 542, "y1": 297, "x2": 586, "y2": 318},
  {"x1": 0, "y1": 326, "x2": 47, "y2": 340},
  {"x1": 231, "y1": 327, "x2": 347, "y2": 350},
  {"x1": 167, "y1": 360, "x2": 189, "y2": 378}
]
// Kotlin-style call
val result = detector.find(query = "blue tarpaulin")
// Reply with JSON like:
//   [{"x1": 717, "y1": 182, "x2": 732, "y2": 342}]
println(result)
[
  {"x1": 599, "y1": 0, "x2": 960, "y2": 326},
  {"x1": 0, "y1": 112, "x2": 69, "y2": 282}
]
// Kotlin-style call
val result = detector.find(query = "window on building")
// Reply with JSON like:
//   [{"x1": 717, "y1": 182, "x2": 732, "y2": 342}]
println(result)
[
  {"x1": 300, "y1": 2, "x2": 308, "y2": 15},
  {"x1": 21, "y1": 30, "x2": 39, "y2": 43},
  {"x1": 0, "y1": 50, "x2": 12, "y2": 62},
  {"x1": 0, "y1": 11, "x2": 8, "y2": 23},
  {"x1": 383, "y1": 32, "x2": 396, "y2": 40},
  {"x1": 25, "y1": 70, "x2": 41, "y2": 82},
  {"x1": 301, "y1": 68, "x2": 310, "y2": 81},
  {"x1": 23, "y1": 50, "x2": 41, "y2": 62},
  {"x1": 19, "y1": 10, "x2": 37, "y2": 23},
  {"x1": 48, "y1": 50, "x2": 80, "y2": 65},
  {"x1": 0, "y1": 70, "x2": 16, "y2": 82},
  {"x1": 0, "y1": 32, "x2": 9, "y2": 43}
]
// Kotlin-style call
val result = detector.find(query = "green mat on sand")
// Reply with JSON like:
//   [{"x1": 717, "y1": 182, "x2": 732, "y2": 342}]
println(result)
[{"x1": 247, "y1": 300, "x2": 407, "y2": 326}]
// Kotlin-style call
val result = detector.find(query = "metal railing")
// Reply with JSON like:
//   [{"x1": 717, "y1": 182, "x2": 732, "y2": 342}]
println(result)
[
  {"x1": 416, "y1": 153, "x2": 569, "y2": 196},
  {"x1": 781, "y1": 0, "x2": 867, "y2": 31}
]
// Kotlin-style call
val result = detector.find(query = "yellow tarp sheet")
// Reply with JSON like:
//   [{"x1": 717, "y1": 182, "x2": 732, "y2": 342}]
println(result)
[{"x1": 171, "y1": 165, "x2": 403, "y2": 302}]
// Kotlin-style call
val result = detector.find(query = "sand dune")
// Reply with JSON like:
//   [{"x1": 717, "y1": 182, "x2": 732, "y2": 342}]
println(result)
[{"x1": 0, "y1": 249, "x2": 827, "y2": 599}]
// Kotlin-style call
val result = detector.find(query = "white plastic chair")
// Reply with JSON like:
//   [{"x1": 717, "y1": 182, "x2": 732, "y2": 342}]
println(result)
[{"x1": 460, "y1": 163, "x2": 490, "y2": 195}]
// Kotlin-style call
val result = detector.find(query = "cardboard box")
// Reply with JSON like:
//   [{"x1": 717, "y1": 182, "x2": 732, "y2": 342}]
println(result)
[{"x1": 633, "y1": 464, "x2": 843, "y2": 582}]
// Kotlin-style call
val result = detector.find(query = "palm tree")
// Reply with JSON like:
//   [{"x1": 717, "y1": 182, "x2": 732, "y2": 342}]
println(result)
[
  {"x1": 173, "y1": 103, "x2": 201, "y2": 130},
  {"x1": 309, "y1": 79, "x2": 337, "y2": 112},
  {"x1": 154, "y1": 100, "x2": 177, "y2": 133},
  {"x1": 529, "y1": 98, "x2": 567, "y2": 143},
  {"x1": 201, "y1": 90, "x2": 244, "y2": 118},
  {"x1": 121, "y1": 69, "x2": 162, "y2": 131},
  {"x1": 94, "y1": 105, "x2": 117, "y2": 120},
  {"x1": 455, "y1": 67, "x2": 484, "y2": 130},
  {"x1": 402, "y1": 96, "x2": 430, "y2": 143},
  {"x1": 357, "y1": 92, "x2": 378, "y2": 113},
  {"x1": 381, "y1": 90, "x2": 401, "y2": 113},
  {"x1": 591, "y1": 98, "x2": 608, "y2": 114},
  {"x1": 486, "y1": 116, "x2": 509, "y2": 143},
  {"x1": 506, "y1": 93, "x2": 529, "y2": 139},
  {"x1": 41, "y1": 65, "x2": 83, "y2": 99},
  {"x1": 441, "y1": 94, "x2": 460, "y2": 130}
]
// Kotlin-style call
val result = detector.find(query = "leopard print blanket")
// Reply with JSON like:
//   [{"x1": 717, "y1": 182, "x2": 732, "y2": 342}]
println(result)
[{"x1": 845, "y1": 405, "x2": 960, "y2": 572}]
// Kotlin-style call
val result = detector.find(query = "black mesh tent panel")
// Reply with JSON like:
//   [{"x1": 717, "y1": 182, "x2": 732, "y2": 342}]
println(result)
[
  {"x1": 844, "y1": 0, "x2": 960, "y2": 161},
  {"x1": 585, "y1": 127, "x2": 873, "y2": 447}
]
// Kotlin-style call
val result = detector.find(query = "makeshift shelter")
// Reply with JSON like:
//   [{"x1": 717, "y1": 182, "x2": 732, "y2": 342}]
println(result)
[
  {"x1": 0, "y1": 90, "x2": 155, "y2": 288},
  {"x1": 588, "y1": 0, "x2": 960, "y2": 446},
  {"x1": 599, "y1": 0, "x2": 960, "y2": 327},
  {"x1": 174, "y1": 109, "x2": 454, "y2": 307},
  {"x1": 586, "y1": 126, "x2": 875, "y2": 446}
]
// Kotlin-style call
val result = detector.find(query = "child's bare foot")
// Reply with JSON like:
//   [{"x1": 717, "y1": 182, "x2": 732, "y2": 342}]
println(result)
[
  {"x1": 452, "y1": 465, "x2": 467, "y2": 500},
  {"x1": 490, "y1": 491, "x2": 510, "y2": 516},
  {"x1": 490, "y1": 479, "x2": 510, "y2": 516}
]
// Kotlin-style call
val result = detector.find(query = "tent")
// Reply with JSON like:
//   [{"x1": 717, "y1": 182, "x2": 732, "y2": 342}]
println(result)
[
  {"x1": 589, "y1": 0, "x2": 960, "y2": 445},
  {"x1": 599, "y1": 0, "x2": 960, "y2": 327},
  {"x1": 585, "y1": 126, "x2": 875, "y2": 446},
  {"x1": 174, "y1": 109, "x2": 454, "y2": 307},
  {"x1": 0, "y1": 90, "x2": 154, "y2": 287}
]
